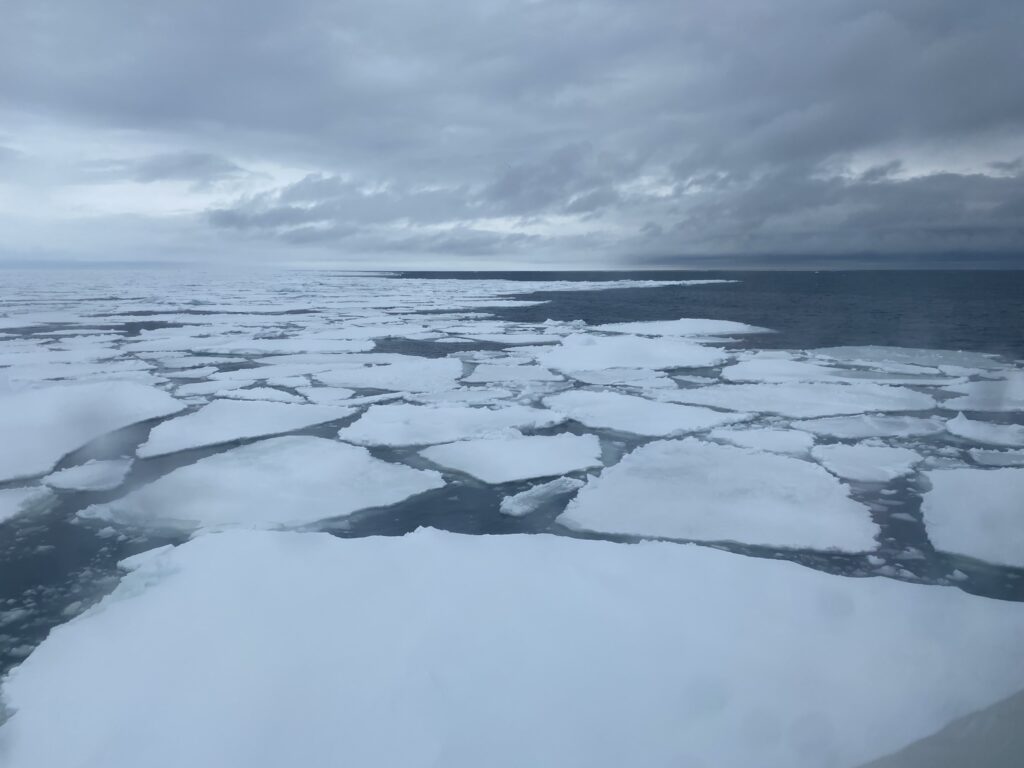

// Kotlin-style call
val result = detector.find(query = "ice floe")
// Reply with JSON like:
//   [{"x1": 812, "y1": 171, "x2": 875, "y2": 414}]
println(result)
[
  {"x1": 922, "y1": 467, "x2": 1024, "y2": 567},
  {"x1": 44, "y1": 459, "x2": 133, "y2": 492},
  {"x1": 790, "y1": 414, "x2": 946, "y2": 438},
  {"x1": 969, "y1": 448, "x2": 1024, "y2": 467},
  {"x1": 420, "y1": 433, "x2": 601, "y2": 483},
  {"x1": 544, "y1": 389, "x2": 747, "y2": 437},
  {"x1": 660, "y1": 381, "x2": 936, "y2": 418},
  {"x1": 216, "y1": 387, "x2": 307, "y2": 404},
  {"x1": 945, "y1": 412, "x2": 1024, "y2": 447},
  {"x1": 560, "y1": 438, "x2": 878, "y2": 550},
  {"x1": 499, "y1": 477, "x2": 585, "y2": 516},
  {"x1": 461, "y1": 364, "x2": 562, "y2": 383},
  {"x1": 707, "y1": 427, "x2": 814, "y2": 455},
  {"x1": 942, "y1": 372, "x2": 1024, "y2": 412},
  {"x1": 0, "y1": 382, "x2": 184, "y2": 482},
  {"x1": 811, "y1": 444, "x2": 921, "y2": 483},
  {"x1": 315, "y1": 356, "x2": 464, "y2": 392},
  {"x1": 137, "y1": 399, "x2": 355, "y2": 457},
  {"x1": 338, "y1": 403, "x2": 565, "y2": 446},
  {"x1": 84, "y1": 436, "x2": 444, "y2": 530},
  {"x1": 536, "y1": 333, "x2": 728, "y2": 372},
  {"x1": 4, "y1": 528, "x2": 1022, "y2": 768},
  {"x1": 593, "y1": 318, "x2": 771, "y2": 336}
]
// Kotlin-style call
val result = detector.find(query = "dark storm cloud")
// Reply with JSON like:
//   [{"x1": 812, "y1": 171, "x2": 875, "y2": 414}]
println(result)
[{"x1": 1, "y1": 0, "x2": 1022, "y2": 264}]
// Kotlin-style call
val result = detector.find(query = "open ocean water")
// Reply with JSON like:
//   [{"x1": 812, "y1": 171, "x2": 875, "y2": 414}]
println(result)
[{"x1": 1, "y1": 269, "x2": 1023, "y2": 681}]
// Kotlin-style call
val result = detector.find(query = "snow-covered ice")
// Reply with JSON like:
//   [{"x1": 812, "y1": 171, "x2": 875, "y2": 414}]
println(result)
[
  {"x1": 921, "y1": 467, "x2": 1024, "y2": 567},
  {"x1": 593, "y1": 318, "x2": 771, "y2": 336},
  {"x1": 790, "y1": 414, "x2": 946, "y2": 438},
  {"x1": 660, "y1": 381, "x2": 936, "y2": 418},
  {"x1": 0, "y1": 487, "x2": 53, "y2": 524},
  {"x1": 536, "y1": 333, "x2": 728, "y2": 372},
  {"x1": 559, "y1": 438, "x2": 879, "y2": 550},
  {"x1": 544, "y1": 389, "x2": 747, "y2": 437},
  {"x1": 420, "y1": 432, "x2": 601, "y2": 483},
  {"x1": 337, "y1": 403, "x2": 565, "y2": 446},
  {"x1": 970, "y1": 448, "x2": 1024, "y2": 467},
  {"x1": 499, "y1": 477, "x2": 585, "y2": 516},
  {"x1": 0, "y1": 382, "x2": 184, "y2": 482},
  {"x1": 3, "y1": 528, "x2": 1023, "y2": 768},
  {"x1": 216, "y1": 387, "x2": 306, "y2": 404},
  {"x1": 942, "y1": 372, "x2": 1024, "y2": 412},
  {"x1": 315, "y1": 356, "x2": 464, "y2": 392},
  {"x1": 84, "y1": 436, "x2": 444, "y2": 530},
  {"x1": 44, "y1": 459, "x2": 133, "y2": 492},
  {"x1": 461, "y1": 364, "x2": 562, "y2": 383},
  {"x1": 137, "y1": 399, "x2": 355, "y2": 457},
  {"x1": 945, "y1": 412, "x2": 1024, "y2": 447},
  {"x1": 707, "y1": 426, "x2": 814, "y2": 455},
  {"x1": 811, "y1": 444, "x2": 921, "y2": 483}
]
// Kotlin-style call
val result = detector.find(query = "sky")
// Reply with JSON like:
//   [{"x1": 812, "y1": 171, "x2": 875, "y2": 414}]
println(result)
[{"x1": 1, "y1": 0, "x2": 1022, "y2": 269}]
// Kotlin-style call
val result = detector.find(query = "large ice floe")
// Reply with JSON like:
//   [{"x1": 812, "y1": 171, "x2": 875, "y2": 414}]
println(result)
[
  {"x1": 2, "y1": 529, "x2": 1024, "y2": 768},
  {"x1": 544, "y1": 389, "x2": 747, "y2": 436},
  {"x1": 659, "y1": 381, "x2": 937, "y2": 418},
  {"x1": 535, "y1": 332, "x2": 728, "y2": 372},
  {"x1": 419, "y1": 432, "x2": 602, "y2": 483},
  {"x1": 921, "y1": 467, "x2": 1024, "y2": 568},
  {"x1": 137, "y1": 399, "x2": 355, "y2": 457},
  {"x1": 559, "y1": 438, "x2": 879, "y2": 550},
  {"x1": 83, "y1": 436, "x2": 444, "y2": 530},
  {"x1": 945, "y1": 412, "x2": 1024, "y2": 447},
  {"x1": 811, "y1": 443, "x2": 921, "y2": 483},
  {"x1": 337, "y1": 402, "x2": 565, "y2": 446},
  {"x1": 0, "y1": 382, "x2": 183, "y2": 482}
]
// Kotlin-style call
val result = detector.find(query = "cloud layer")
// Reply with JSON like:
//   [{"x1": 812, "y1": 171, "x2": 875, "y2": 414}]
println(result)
[{"x1": 1, "y1": 0, "x2": 1022, "y2": 266}]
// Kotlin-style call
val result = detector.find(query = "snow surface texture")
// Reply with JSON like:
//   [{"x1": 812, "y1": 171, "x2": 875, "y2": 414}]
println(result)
[
  {"x1": 2, "y1": 529, "x2": 1024, "y2": 768},
  {"x1": 0, "y1": 382, "x2": 183, "y2": 482},
  {"x1": 921, "y1": 468, "x2": 1024, "y2": 568},
  {"x1": 137, "y1": 399, "x2": 355, "y2": 457},
  {"x1": 560, "y1": 438, "x2": 879, "y2": 551},
  {"x1": 83, "y1": 437, "x2": 444, "y2": 530},
  {"x1": 420, "y1": 432, "x2": 601, "y2": 483}
]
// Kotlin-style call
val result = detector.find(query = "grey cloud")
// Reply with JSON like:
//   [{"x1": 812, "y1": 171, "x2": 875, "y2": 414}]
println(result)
[{"x1": 1, "y1": 0, "x2": 1022, "y2": 265}]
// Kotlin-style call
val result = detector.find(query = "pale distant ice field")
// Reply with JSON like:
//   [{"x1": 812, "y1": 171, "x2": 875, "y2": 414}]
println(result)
[{"x1": 1, "y1": 268, "x2": 1023, "y2": 767}]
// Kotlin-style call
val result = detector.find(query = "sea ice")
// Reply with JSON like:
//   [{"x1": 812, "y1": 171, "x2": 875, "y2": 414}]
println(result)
[
  {"x1": 945, "y1": 412, "x2": 1024, "y2": 447},
  {"x1": 337, "y1": 403, "x2": 565, "y2": 446},
  {"x1": 659, "y1": 381, "x2": 936, "y2": 418},
  {"x1": 921, "y1": 467, "x2": 1024, "y2": 567},
  {"x1": 216, "y1": 387, "x2": 307, "y2": 404},
  {"x1": 970, "y1": 448, "x2": 1024, "y2": 467},
  {"x1": 137, "y1": 400, "x2": 355, "y2": 457},
  {"x1": 316, "y1": 357, "x2": 464, "y2": 392},
  {"x1": 295, "y1": 386, "x2": 355, "y2": 404},
  {"x1": 461, "y1": 364, "x2": 562, "y2": 383},
  {"x1": 567, "y1": 367, "x2": 676, "y2": 389},
  {"x1": 941, "y1": 372, "x2": 1024, "y2": 412},
  {"x1": 707, "y1": 427, "x2": 814, "y2": 455},
  {"x1": 4, "y1": 529, "x2": 1021, "y2": 768},
  {"x1": 790, "y1": 414, "x2": 946, "y2": 438},
  {"x1": 811, "y1": 444, "x2": 921, "y2": 483},
  {"x1": 721, "y1": 356, "x2": 847, "y2": 383},
  {"x1": 559, "y1": 438, "x2": 878, "y2": 550},
  {"x1": 544, "y1": 390, "x2": 746, "y2": 437},
  {"x1": 84, "y1": 437, "x2": 444, "y2": 530},
  {"x1": 593, "y1": 318, "x2": 771, "y2": 336},
  {"x1": 0, "y1": 382, "x2": 184, "y2": 482},
  {"x1": 536, "y1": 333, "x2": 727, "y2": 372},
  {"x1": 420, "y1": 433, "x2": 602, "y2": 483},
  {"x1": 44, "y1": 459, "x2": 133, "y2": 492},
  {"x1": 499, "y1": 477, "x2": 586, "y2": 516},
  {"x1": 0, "y1": 487, "x2": 53, "y2": 524}
]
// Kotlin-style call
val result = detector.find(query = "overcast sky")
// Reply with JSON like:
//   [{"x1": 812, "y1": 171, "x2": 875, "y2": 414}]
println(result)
[{"x1": 1, "y1": 0, "x2": 1022, "y2": 268}]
